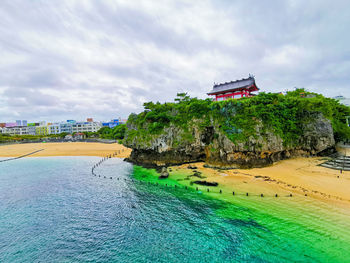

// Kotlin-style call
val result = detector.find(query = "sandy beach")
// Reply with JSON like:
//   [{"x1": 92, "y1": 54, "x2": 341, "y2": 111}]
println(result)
[
  {"x1": 169, "y1": 157, "x2": 350, "y2": 207},
  {"x1": 0, "y1": 142, "x2": 131, "y2": 158}
]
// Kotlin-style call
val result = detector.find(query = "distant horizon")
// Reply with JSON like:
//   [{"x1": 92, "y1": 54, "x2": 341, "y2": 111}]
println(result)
[{"x1": 0, "y1": 117, "x2": 127, "y2": 124}]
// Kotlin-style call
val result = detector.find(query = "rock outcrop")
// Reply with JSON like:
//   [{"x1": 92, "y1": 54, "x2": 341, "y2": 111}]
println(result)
[
  {"x1": 124, "y1": 112, "x2": 335, "y2": 168},
  {"x1": 159, "y1": 167, "x2": 169, "y2": 179}
]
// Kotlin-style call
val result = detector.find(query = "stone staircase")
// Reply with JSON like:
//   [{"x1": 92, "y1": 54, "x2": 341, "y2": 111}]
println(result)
[{"x1": 321, "y1": 155, "x2": 350, "y2": 171}]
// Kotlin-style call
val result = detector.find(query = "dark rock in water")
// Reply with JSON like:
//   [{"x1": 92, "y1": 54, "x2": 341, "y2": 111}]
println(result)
[
  {"x1": 159, "y1": 167, "x2": 169, "y2": 179},
  {"x1": 191, "y1": 171, "x2": 205, "y2": 178},
  {"x1": 193, "y1": 180, "x2": 218, "y2": 187},
  {"x1": 187, "y1": 165, "x2": 197, "y2": 169}
]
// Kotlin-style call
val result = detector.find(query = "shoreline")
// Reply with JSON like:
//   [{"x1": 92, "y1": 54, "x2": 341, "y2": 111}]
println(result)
[
  {"x1": 0, "y1": 142, "x2": 131, "y2": 158},
  {"x1": 2, "y1": 142, "x2": 349, "y2": 209},
  {"x1": 134, "y1": 157, "x2": 350, "y2": 210}
]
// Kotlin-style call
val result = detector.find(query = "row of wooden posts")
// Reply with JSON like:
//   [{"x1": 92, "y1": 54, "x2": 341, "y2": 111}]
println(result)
[
  {"x1": 91, "y1": 150, "x2": 298, "y2": 198},
  {"x1": 91, "y1": 149, "x2": 124, "y2": 178}
]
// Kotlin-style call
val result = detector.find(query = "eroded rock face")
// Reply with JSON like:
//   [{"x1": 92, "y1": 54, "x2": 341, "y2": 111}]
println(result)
[{"x1": 124, "y1": 113, "x2": 335, "y2": 168}]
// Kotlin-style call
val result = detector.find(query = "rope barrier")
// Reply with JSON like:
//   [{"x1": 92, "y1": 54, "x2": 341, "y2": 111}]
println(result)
[{"x1": 90, "y1": 150, "x2": 299, "y2": 199}]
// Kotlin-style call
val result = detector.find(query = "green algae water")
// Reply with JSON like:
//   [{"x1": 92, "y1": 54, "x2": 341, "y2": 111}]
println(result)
[{"x1": 1, "y1": 157, "x2": 350, "y2": 262}]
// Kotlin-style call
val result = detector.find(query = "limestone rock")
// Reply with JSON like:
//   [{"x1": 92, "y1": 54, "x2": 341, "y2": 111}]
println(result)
[
  {"x1": 124, "y1": 113, "x2": 335, "y2": 168},
  {"x1": 159, "y1": 167, "x2": 169, "y2": 179}
]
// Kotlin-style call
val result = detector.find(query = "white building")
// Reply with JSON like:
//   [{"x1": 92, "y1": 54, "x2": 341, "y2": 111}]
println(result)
[
  {"x1": 59, "y1": 123, "x2": 73, "y2": 134},
  {"x1": 48, "y1": 123, "x2": 61, "y2": 135},
  {"x1": 72, "y1": 122, "x2": 101, "y2": 133},
  {"x1": 2, "y1": 126, "x2": 29, "y2": 135},
  {"x1": 27, "y1": 126, "x2": 36, "y2": 135}
]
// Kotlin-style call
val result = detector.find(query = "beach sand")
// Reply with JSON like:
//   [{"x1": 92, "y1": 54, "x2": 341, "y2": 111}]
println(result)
[
  {"x1": 169, "y1": 157, "x2": 350, "y2": 207},
  {"x1": 0, "y1": 142, "x2": 131, "y2": 158}
]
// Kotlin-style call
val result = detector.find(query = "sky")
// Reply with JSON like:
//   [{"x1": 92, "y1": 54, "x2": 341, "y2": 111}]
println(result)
[{"x1": 1, "y1": 0, "x2": 350, "y2": 122}]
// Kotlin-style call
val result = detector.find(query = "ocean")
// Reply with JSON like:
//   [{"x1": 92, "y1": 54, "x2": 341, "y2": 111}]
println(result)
[{"x1": 0, "y1": 157, "x2": 349, "y2": 262}]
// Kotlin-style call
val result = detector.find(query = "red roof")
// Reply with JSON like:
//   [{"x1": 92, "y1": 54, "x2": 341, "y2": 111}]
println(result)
[{"x1": 208, "y1": 76, "x2": 259, "y2": 95}]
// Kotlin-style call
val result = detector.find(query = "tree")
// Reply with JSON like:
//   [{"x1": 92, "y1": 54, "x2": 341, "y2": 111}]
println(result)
[{"x1": 174, "y1": 92, "x2": 190, "y2": 103}]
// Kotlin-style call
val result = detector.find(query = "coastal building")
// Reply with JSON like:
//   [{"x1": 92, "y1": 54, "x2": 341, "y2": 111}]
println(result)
[
  {"x1": 0, "y1": 118, "x2": 112, "y2": 136},
  {"x1": 207, "y1": 75, "x2": 259, "y2": 101},
  {"x1": 102, "y1": 119, "x2": 120, "y2": 128},
  {"x1": 5, "y1": 122, "x2": 17, "y2": 128},
  {"x1": 72, "y1": 121, "x2": 102, "y2": 133},
  {"x1": 60, "y1": 123, "x2": 73, "y2": 134},
  {"x1": 15, "y1": 120, "x2": 27, "y2": 127},
  {"x1": 74, "y1": 132, "x2": 86, "y2": 140},
  {"x1": 48, "y1": 123, "x2": 61, "y2": 135},
  {"x1": 27, "y1": 126, "x2": 36, "y2": 135},
  {"x1": 35, "y1": 126, "x2": 48, "y2": 136},
  {"x1": 2, "y1": 126, "x2": 29, "y2": 135}
]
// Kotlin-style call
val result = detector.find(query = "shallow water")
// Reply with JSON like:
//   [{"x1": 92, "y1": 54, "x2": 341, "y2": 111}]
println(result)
[{"x1": 0, "y1": 157, "x2": 349, "y2": 262}]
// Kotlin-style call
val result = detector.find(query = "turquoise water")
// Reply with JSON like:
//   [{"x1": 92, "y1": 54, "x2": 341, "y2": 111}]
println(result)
[{"x1": 0, "y1": 157, "x2": 349, "y2": 262}]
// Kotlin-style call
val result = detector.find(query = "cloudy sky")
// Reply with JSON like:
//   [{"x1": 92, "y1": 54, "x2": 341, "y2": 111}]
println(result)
[{"x1": 1, "y1": 0, "x2": 349, "y2": 122}]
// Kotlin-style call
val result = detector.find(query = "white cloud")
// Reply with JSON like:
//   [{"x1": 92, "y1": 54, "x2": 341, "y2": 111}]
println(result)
[{"x1": 0, "y1": 0, "x2": 349, "y2": 122}]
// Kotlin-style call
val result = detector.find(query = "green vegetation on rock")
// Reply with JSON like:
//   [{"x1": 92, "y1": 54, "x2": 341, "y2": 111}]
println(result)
[{"x1": 125, "y1": 89, "x2": 350, "y2": 147}]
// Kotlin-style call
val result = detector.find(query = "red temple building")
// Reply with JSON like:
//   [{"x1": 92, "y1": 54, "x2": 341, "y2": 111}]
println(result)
[{"x1": 207, "y1": 75, "x2": 259, "y2": 101}]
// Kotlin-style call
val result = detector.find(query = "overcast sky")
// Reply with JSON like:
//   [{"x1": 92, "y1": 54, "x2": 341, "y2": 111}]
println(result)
[{"x1": 1, "y1": 0, "x2": 349, "y2": 122}]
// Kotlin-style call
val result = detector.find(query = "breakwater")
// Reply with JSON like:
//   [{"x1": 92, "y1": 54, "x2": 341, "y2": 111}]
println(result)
[{"x1": 0, "y1": 149, "x2": 44, "y2": 162}]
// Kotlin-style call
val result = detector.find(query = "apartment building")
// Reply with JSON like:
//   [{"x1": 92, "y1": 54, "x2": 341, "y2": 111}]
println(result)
[
  {"x1": 49, "y1": 124, "x2": 61, "y2": 134},
  {"x1": 2, "y1": 126, "x2": 29, "y2": 135},
  {"x1": 72, "y1": 122, "x2": 102, "y2": 133},
  {"x1": 59, "y1": 123, "x2": 73, "y2": 134},
  {"x1": 35, "y1": 126, "x2": 48, "y2": 136}
]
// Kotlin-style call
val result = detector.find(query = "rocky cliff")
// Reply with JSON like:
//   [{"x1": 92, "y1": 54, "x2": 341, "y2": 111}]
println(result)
[
  {"x1": 123, "y1": 90, "x2": 349, "y2": 168},
  {"x1": 124, "y1": 112, "x2": 335, "y2": 168}
]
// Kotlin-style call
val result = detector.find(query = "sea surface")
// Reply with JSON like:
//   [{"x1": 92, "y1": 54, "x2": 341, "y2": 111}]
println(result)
[{"x1": 0, "y1": 157, "x2": 350, "y2": 262}]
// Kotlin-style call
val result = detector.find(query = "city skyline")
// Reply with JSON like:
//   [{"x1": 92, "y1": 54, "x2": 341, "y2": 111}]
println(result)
[
  {"x1": 0, "y1": 117, "x2": 126, "y2": 124},
  {"x1": 1, "y1": 0, "x2": 350, "y2": 121}
]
